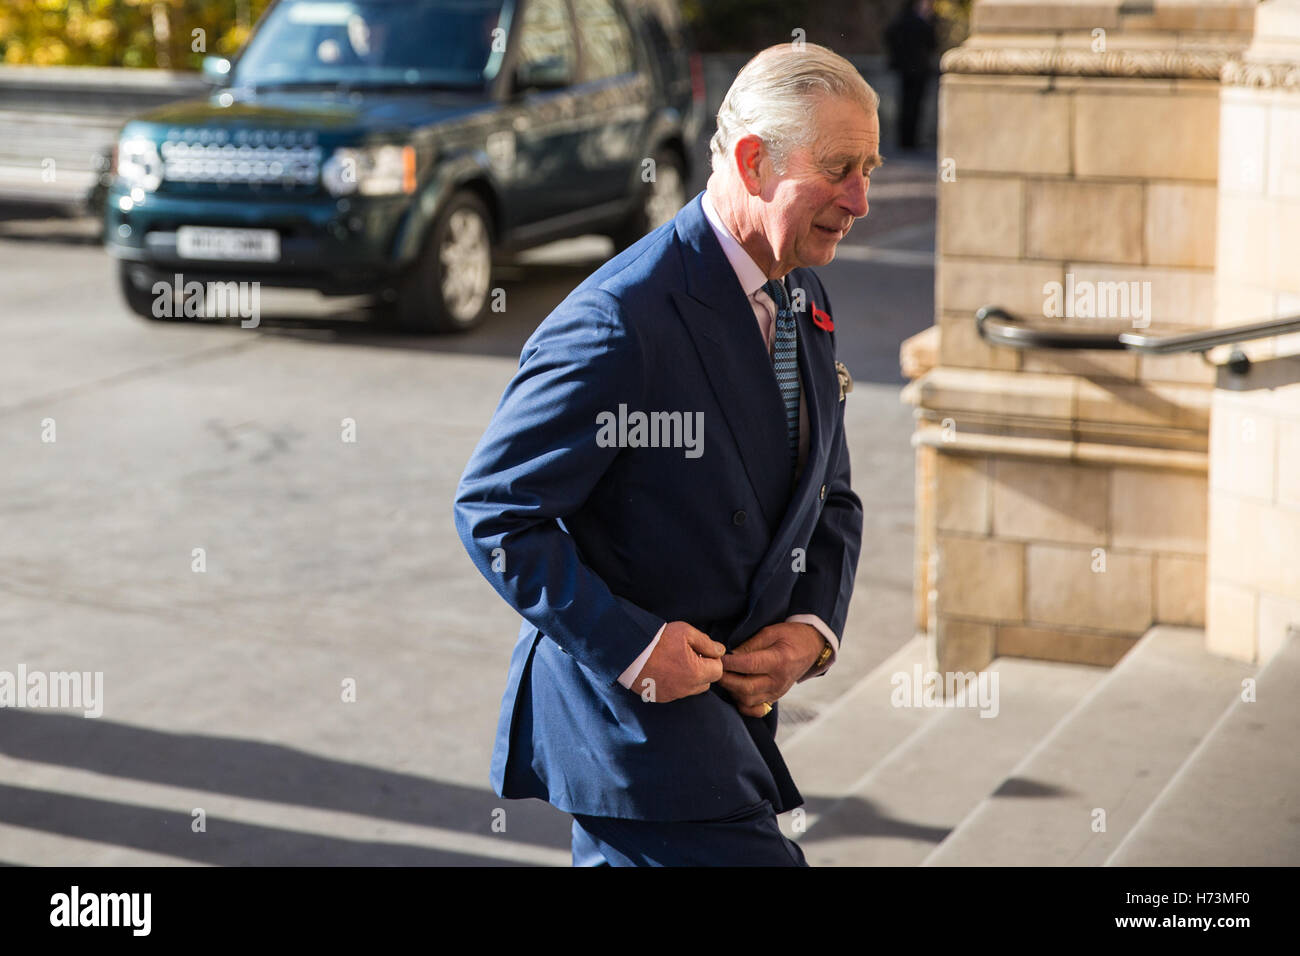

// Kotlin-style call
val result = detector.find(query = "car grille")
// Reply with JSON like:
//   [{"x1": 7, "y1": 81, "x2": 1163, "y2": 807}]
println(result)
[{"x1": 160, "y1": 129, "x2": 322, "y2": 186}]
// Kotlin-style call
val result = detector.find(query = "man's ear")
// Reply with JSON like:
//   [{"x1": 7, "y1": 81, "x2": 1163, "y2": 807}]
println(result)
[{"x1": 733, "y1": 134, "x2": 766, "y2": 196}]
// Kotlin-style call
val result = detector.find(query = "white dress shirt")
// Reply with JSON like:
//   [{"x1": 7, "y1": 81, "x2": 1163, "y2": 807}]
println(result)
[{"x1": 615, "y1": 192, "x2": 841, "y2": 690}]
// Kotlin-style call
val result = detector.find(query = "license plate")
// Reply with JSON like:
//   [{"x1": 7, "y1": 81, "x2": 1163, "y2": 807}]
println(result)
[{"x1": 176, "y1": 226, "x2": 280, "y2": 262}]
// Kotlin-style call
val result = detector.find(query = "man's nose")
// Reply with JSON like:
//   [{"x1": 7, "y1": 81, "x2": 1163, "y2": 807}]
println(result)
[{"x1": 841, "y1": 172, "x2": 870, "y2": 219}]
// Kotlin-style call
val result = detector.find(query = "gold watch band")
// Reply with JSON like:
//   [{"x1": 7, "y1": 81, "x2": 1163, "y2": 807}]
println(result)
[{"x1": 812, "y1": 637, "x2": 834, "y2": 672}]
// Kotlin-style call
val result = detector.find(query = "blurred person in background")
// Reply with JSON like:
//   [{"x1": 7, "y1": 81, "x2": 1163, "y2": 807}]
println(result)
[{"x1": 885, "y1": 0, "x2": 937, "y2": 150}]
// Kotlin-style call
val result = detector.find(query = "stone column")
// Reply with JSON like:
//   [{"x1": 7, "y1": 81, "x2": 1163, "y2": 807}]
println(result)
[
  {"x1": 902, "y1": 0, "x2": 1258, "y2": 674},
  {"x1": 1206, "y1": 0, "x2": 1300, "y2": 663}
]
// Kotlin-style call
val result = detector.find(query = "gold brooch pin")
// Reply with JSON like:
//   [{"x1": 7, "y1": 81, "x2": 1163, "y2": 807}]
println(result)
[{"x1": 836, "y1": 361, "x2": 853, "y2": 402}]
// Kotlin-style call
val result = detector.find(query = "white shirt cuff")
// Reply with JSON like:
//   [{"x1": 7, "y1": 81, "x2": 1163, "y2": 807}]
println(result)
[{"x1": 618, "y1": 623, "x2": 665, "y2": 689}]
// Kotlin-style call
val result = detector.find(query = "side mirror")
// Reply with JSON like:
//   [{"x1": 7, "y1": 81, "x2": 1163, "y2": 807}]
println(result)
[
  {"x1": 513, "y1": 56, "x2": 570, "y2": 92},
  {"x1": 201, "y1": 56, "x2": 232, "y2": 87}
]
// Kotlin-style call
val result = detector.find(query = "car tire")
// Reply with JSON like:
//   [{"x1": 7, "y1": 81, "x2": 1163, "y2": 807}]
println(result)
[
  {"x1": 117, "y1": 262, "x2": 175, "y2": 321},
  {"x1": 612, "y1": 147, "x2": 687, "y2": 253},
  {"x1": 388, "y1": 190, "x2": 494, "y2": 333}
]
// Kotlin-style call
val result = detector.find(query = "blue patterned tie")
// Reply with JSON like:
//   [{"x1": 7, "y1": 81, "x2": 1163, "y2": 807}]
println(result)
[{"x1": 762, "y1": 278, "x2": 800, "y2": 475}]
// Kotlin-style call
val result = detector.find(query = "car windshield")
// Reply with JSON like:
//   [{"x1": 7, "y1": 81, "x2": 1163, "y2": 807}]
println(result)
[{"x1": 234, "y1": 0, "x2": 508, "y2": 90}]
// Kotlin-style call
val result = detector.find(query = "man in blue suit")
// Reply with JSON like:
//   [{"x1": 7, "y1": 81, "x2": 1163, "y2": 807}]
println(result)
[{"x1": 454, "y1": 43, "x2": 879, "y2": 866}]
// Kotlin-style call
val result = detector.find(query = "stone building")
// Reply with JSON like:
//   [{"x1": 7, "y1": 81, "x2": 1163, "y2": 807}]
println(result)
[{"x1": 902, "y1": 0, "x2": 1300, "y2": 675}]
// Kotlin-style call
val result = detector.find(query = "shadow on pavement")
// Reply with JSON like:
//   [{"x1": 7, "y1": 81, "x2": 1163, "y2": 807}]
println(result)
[
  {"x1": 796, "y1": 793, "x2": 952, "y2": 847},
  {"x1": 795, "y1": 771, "x2": 1073, "y2": 852},
  {"x1": 0, "y1": 201, "x2": 101, "y2": 245},
  {"x1": 0, "y1": 710, "x2": 570, "y2": 864},
  {"x1": 0, "y1": 783, "x2": 534, "y2": 866}
]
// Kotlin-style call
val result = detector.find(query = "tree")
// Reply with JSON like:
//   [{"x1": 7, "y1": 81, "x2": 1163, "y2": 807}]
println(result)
[{"x1": 0, "y1": 0, "x2": 272, "y2": 69}]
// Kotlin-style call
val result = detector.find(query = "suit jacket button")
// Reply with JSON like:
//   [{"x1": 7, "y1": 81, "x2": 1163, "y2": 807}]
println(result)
[
  {"x1": 732, "y1": 510, "x2": 746, "y2": 526},
  {"x1": 819, "y1": 484, "x2": 827, "y2": 500}
]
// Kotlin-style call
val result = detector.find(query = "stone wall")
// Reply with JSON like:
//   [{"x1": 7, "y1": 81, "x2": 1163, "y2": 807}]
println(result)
[
  {"x1": 1206, "y1": 0, "x2": 1300, "y2": 664},
  {"x1": 904, "y1": 0, "x2": 1259, "y2": 673}
]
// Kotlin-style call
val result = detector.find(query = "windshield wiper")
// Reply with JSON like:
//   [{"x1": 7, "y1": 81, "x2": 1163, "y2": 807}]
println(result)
[{"x1": 249, "y1": 80, "x2": 358, "y2": 93}]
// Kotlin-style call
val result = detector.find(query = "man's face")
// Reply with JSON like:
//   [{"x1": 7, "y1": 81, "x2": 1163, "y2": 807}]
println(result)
[{"x1": 760, "y1": 95, "x2": 880, "y2": 273}]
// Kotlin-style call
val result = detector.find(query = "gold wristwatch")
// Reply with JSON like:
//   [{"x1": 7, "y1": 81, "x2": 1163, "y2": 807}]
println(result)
[{"x1": 811, "y1": 636, "x2": 834, "y2": 672}]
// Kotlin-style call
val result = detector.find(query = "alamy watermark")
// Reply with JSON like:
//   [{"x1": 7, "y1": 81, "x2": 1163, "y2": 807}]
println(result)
[
  {"x1": 50, "y1": 886, "x2": 150, "y2": 936},
  {"x1": 890, "y1": 665, "x2": 999, "y2": 718},
  {"x1": 595, "y1": 404, "x2": 704, "y2": 459},
  {"x1": 153, "y1": 273, "x2": 261, "y2": 328},
  {"x1": 1043, "y1": 273, "x2": 1152, "y2": 328},
  {"x1": 0, "y1": 665, "x2": 103, "y2": 717}
]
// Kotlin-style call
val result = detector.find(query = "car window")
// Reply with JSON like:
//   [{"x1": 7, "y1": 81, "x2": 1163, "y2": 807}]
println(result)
[
  {"x1": 516, "y1": 0, "x2": 576, "y2": 87},
  {"x1": 233, "y1": 0, "x2": 506, "y2": 89},
  {"x1": 573, "y1": 0, "x2": 634, "y2": 81}
]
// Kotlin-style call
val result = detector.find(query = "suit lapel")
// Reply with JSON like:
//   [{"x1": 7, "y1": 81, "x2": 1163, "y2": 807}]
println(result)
[
  {"x1": 670, "y1": 194, "x2": 792, "y2": 529},
  {"x1": 667, "y1": 197, "x2": 840, "y2": 583}
]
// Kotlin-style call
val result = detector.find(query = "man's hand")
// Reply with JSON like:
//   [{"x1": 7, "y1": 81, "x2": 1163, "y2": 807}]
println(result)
[
  {"x1": 632, "y1": 621, "x2": 726, "y2": 703},
  {"x1": 718, "y1": 623, "x2": 826, "y2": 717}
]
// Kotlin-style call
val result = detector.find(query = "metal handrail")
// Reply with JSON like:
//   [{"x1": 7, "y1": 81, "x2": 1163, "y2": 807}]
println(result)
[{"x1": 975, "y1": 306, "x2": 1300, "y2": 372}]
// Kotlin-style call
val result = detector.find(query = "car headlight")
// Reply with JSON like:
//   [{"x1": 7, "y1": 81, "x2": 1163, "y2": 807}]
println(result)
[
  {"x1": 117, "y1": 137, "x2": 163, "y2": 192},
  {"x1": 321, "y1": 145, "x2": 416, "y2": 197}
]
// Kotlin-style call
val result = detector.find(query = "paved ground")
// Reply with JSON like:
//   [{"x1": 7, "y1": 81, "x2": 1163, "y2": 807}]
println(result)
[{"x1": 0, "y1": 153, "x2": 937, "y2": 865}]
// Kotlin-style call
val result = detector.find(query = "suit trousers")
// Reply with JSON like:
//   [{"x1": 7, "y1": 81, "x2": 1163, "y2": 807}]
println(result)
[{"x1": 570, "y1": 799, "x2": 808, "y2": 867}]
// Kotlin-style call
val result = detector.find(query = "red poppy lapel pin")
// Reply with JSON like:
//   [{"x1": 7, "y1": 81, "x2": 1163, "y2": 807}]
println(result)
[{"x1": 811, "y1": 301, "x2": 834, "y2": 332}]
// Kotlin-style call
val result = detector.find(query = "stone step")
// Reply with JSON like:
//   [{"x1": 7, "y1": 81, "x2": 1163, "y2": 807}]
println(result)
[
  {"x1": 778, "y1": 636, "x2": 938, "y2": 831},
  {"x1": 794, "y1": 656, "x2": 1104, "y2": 865},
  {"x1": 923, "y1": 626, "x2": 1255, "y2": 867},
  {"x1": 1106, "y1": 628, "x2": 1300, "y2": 866}
]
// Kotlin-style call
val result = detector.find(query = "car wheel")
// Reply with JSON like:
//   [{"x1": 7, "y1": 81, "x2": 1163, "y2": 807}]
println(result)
[
  {"x1": 613, "y1": 148, "x2": 686, "y2": 252},
  {"x1": 117, "y1": 262, "x2": 176, "y2": 321},
  {"x1": 390, "y1": 190, "x2": 494, "y2": 333}
]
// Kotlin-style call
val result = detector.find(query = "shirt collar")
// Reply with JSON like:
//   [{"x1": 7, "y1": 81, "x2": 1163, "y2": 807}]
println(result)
[{"x1": 701, "y1": 191, "x2": 776, "y2": 300}]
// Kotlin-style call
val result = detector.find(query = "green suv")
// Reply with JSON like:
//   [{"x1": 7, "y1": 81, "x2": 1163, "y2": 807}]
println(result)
[{"x1": 105, "y1": 0, "x2": 701, "y2": 331}]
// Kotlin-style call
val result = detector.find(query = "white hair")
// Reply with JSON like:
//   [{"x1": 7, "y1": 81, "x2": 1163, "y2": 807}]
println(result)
[{"x1": 710, "y1": 43, "x2": 879, "y2": 176}]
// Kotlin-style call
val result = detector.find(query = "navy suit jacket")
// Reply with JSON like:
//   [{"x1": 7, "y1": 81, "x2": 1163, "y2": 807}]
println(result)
[{"x1": 453, "y1": 191, "x2": 863, "y2": 821}]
